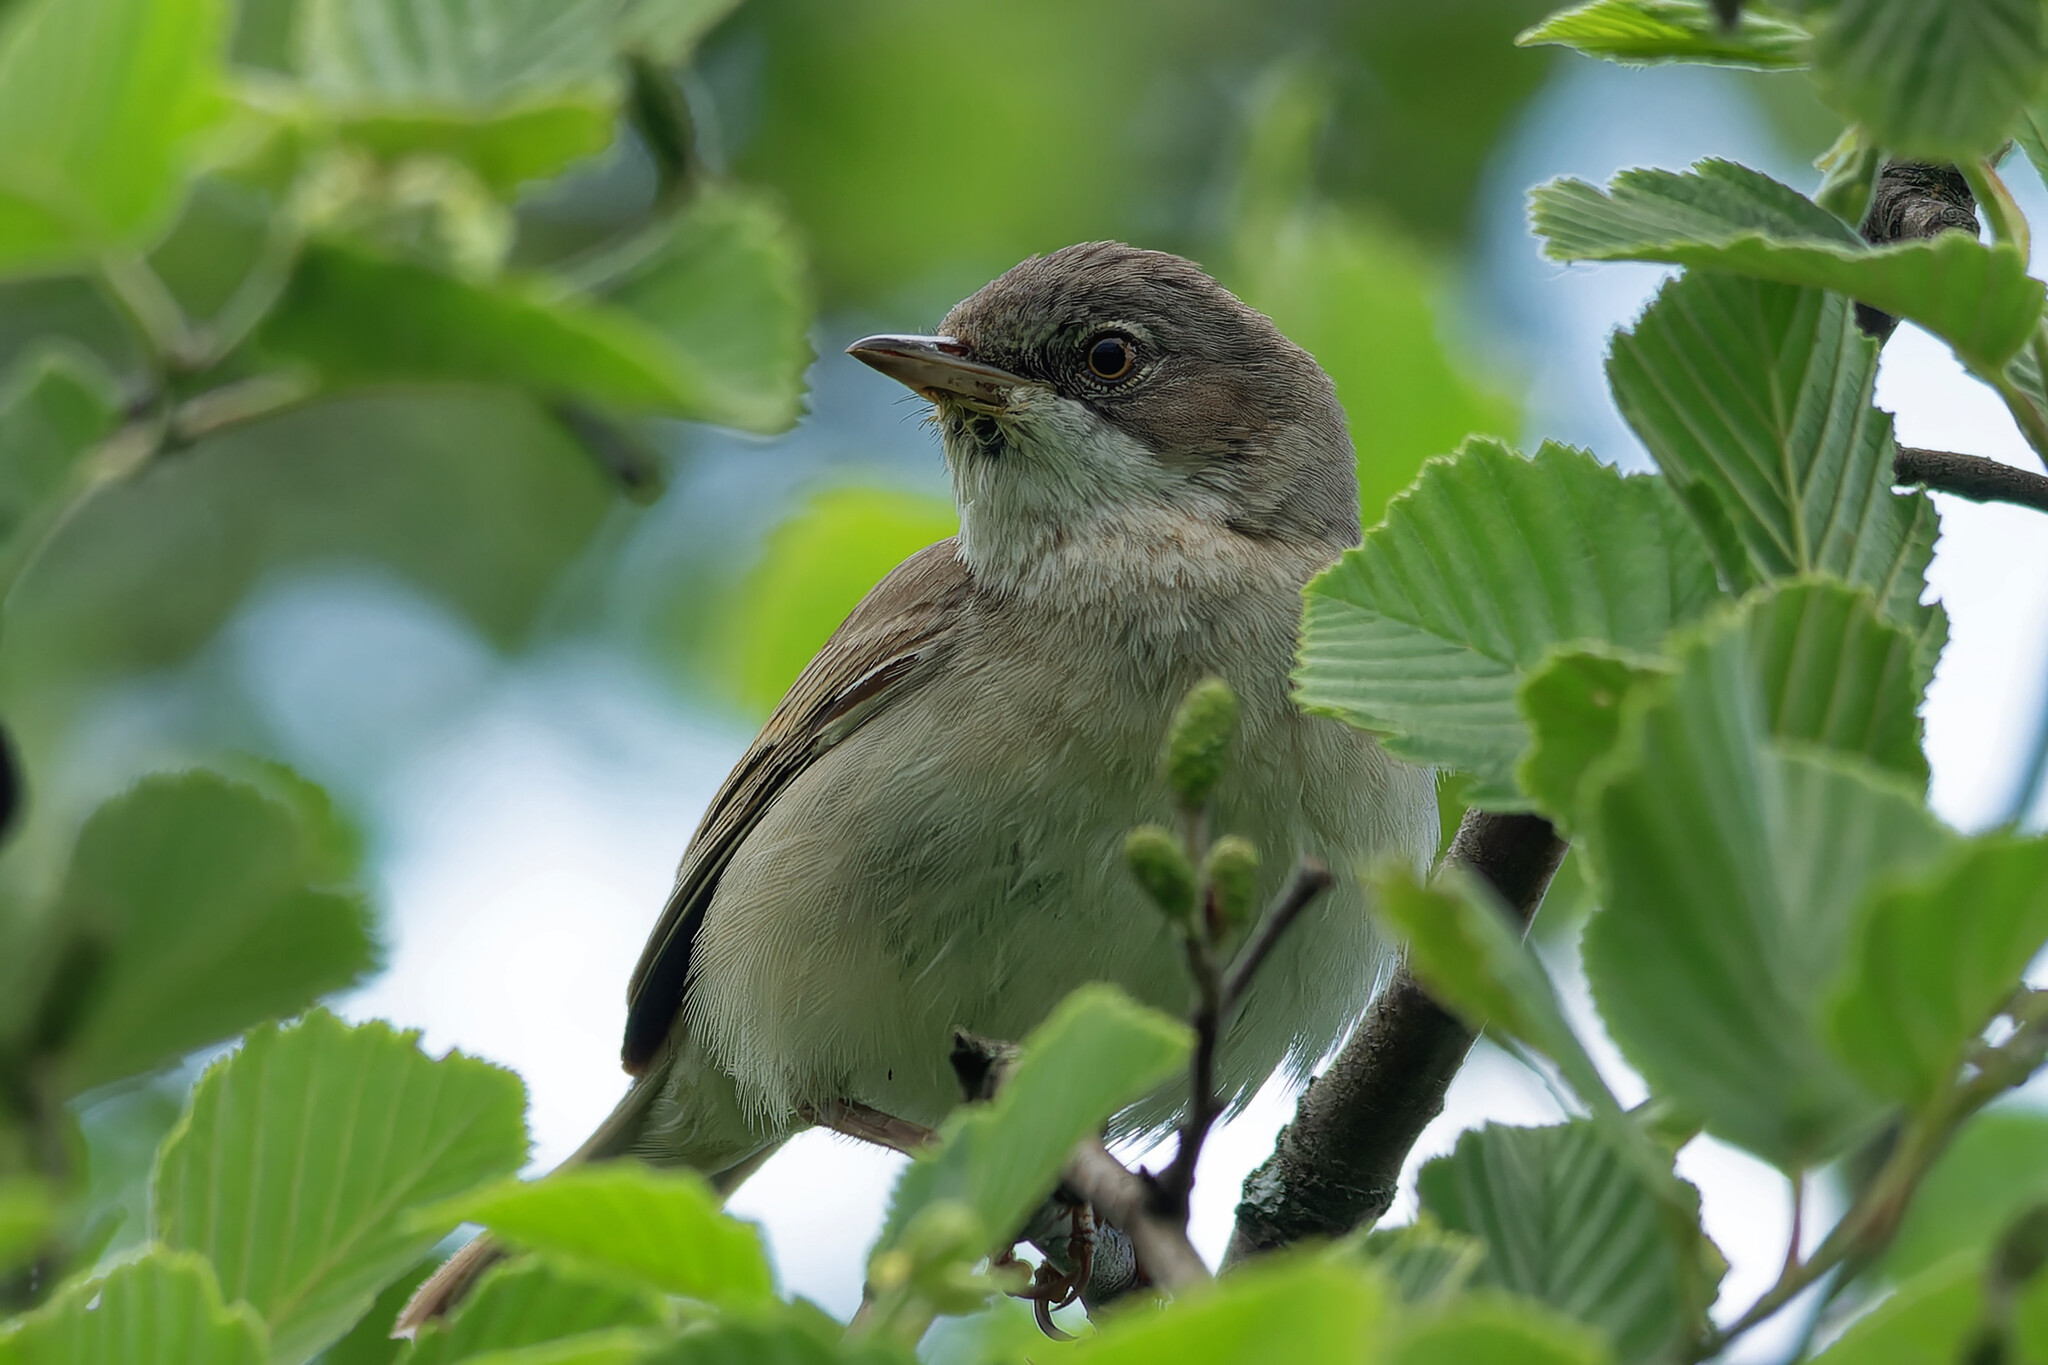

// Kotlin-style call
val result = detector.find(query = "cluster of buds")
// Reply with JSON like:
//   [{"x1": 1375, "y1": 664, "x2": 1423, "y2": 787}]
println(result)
[{"x1": 1124, "y1": 676, "x2": 1261, "y2": 945}]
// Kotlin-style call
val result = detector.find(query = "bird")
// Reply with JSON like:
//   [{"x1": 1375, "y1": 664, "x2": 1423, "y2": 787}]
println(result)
[{"x1": 399, "y1": 240, "x2": 1436, "y2": 1328}]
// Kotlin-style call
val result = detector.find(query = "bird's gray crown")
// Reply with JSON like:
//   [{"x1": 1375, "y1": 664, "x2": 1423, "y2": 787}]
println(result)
[{"x1": 939, "y1": 242, "x2": 1361, "y2": 545}]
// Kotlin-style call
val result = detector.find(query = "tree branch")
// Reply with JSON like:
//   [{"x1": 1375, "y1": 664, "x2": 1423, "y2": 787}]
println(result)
[
  {"x1": 1223, "y1": 810, "x2": 1567, "y2": 1263},
  {"x1": 1893, "y1": 446, "x2": 2048, "y2": 514}
]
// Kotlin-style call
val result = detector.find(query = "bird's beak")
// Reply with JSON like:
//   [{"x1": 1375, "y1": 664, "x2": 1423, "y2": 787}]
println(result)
[{"x1": 845, "y1": 334, "x2": 1024, "y2": 413}]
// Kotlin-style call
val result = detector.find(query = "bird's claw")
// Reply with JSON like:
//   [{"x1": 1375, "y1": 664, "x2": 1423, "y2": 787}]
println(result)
[{"x1": 1009, "y1": 1199, "x2": 1095, "y2": 1340}]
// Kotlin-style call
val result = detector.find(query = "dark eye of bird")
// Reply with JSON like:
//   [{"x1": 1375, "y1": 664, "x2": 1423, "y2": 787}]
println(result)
[{"x1": 1086, "y1": 333, "x2": 1136, "y2": 381}]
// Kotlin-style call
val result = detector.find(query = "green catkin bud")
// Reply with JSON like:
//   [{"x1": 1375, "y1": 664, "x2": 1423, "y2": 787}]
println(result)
[
  {"x1": 1125, "y1": 824, "x2": 1197, "y2": 921},
  {"x1": 1204, "y1": 835, "x2": 1260, "y2": 934},
  {"x1": 1165, "y1": 676, "x2": 1238, "y2": 810}
]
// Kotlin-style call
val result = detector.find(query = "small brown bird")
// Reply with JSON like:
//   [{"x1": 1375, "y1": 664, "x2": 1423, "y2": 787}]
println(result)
[{"x1": 400, "y1": 241, "x2": 1435, "y2": 1328}]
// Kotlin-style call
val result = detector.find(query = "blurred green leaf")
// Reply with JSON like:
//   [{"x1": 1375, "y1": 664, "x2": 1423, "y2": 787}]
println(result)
[
  {"x1": 50, "y1": 771, "x2": 378, "y2": 1092},
  {"x1": 1829, "y1": 839, "x2": 2048, "y2": 1105},
  {"x1": 1417, "y1": 1120, "x2": 1710, "y2": 1362},
  {"x1": 0, "y1": 1251, "x2": 267, "y2": 1365},
  {"x1": 722, "y1": 486, "x2": 956, "y2": 716},
  {"x1": 1608, "y1": 270, "x2": 1943, "y2": 660},
  {"x1": 73, "y1": 1070, "x2": 191, "y2": 1265},
  {"x1": 254, "y1": 242, "x2": 714, "y2": 413},
  {"x1": 599, "y1": 186, "x2": 813, "y2": 434},
  {"x1": 298, "y1": 0, "x2": 615, "y2": 105},
  {"x1": 1579, "y1": 615, "x2": 1953, "y2": 1168},
  {"x1": 405, "y1": 1257, "x2": 666, "y2": 1364},
  {"x1": 1516, "y1": 647, "x2": 1671, "y2": 828},
  {"x1": 0, "y1": 1176, "x2": 53, "y2": 1274},
  {"x1": 1809, "y1": 1254, "x2": 1983, "y2": 1365},
  {"x1": 1349, "y1": 1219, "x2": 1486, "y2": 1307},
  {"x1": 1383, "y1": 1294, "x2": 1612, "y2": 1365},
  {"x1": 1067, "y1": 1258, "x2": 1385, "y2": 1365},
  {"x1": 616, "y1": 0, "x2": 743, "y2": 62},
  {"x1": 424, "y1": 1164, "x2": 772, "y2": 1308},
  {"x1": 1232, "y1": 210, "x2": 1516, "y2": 524},
  {"x1": 0, "y1": 391, "x2": 613, "y2": 708},
  {"x1": 452, "y1": 1331, "x2": 656, "y2": 1365},
  {"x1": 1888, "y1": 1108, "x2": 2048, "y2": 1280},
  {"x1": 325, "y1": 106, "x2": 614, "y2": 198},
  {"x1": 155, "y1": 1010, "x2": 529, "y2": 1364},
  {"x1": 1517, "y1": 0, "x2": 1808, "y2": 69},
  {"x1": 318, "y1": 1256, "x2": 436, "y2": 1365},
  {"x1": 1738, "y1": 579, "x2": 1928, "y2": 782},
  {"x1": 641, "y1": 1308, "x2": 911, "y2": 1365},
  {"x1": 0, "y1": 0, "x2": 228, "y2": 275},
  {"x1": 879, "y1": 984, "x2": 1189, "y2": 1257},
  {"x1": 1809, "y1": 0, "x2": 2047, "y2": 161},
  {"x1": 1295, "y1": 438, "x2": 1719, "y2": 804},
  {"x1": 1537, "y1": 161, "x2": 2042, "y2": 371},
  {"x1": 0, "y1": 345, "x2": 119, "y2": 542}
]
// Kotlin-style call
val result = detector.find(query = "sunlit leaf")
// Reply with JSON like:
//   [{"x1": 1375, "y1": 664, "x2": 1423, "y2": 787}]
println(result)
[
  {"x1": 1829, "y1": 838, "x2": 2048, "y2": 1105},
  {"x1": 1808, "y1": 1254, "x2": 1983, "y2": 1365},
  {"x1": 1537, "y1": 161, "x2": 2042, "y2": 372},
  {"x1": 155, "y1": 1010, "x2": 529, "y2": 1364},
  {"x1": 1809, "y1": 0, "x2": 2048, "y2": 161},
  {"x1": 1607, "y1": 269, "x2": 1943, "y2": 660},
  {"x1": 720, "y1": 486, "x2": 956, "y2": 716},
  {"x1": 1295, "y1": 438, "x2": 1719, "y2": 803},
  {"x1": 405, "y1": 1257, "x2": 666, "y2": 1365},
  {"x1": 599, "y1": 186, "x2": 813, "y2": 434},
  {"x1": 0, "y1": 0, "x2": 228, "y2": 274},
  {"x1": 1383, "y1": 1293, "x2": 1612, "y2": 1365},
  {"x1": 1417, "y1": 1121, "x2": 1711, "y2": 1362},
  {"x1": 424, "y1": 1164, "x2": 773, "y2": 1307},
  {"x1": 1348, "y1": 1218, "x2": 1485, "y2": 1307},
  {"x1": 1517, "y1": 0, "x2": 1809, "y2": 69},
  {"x1": 1067, "y1": 1258, "x2": 1385, "y2": 1365},
  {"x1": 1579, "y1": 616, "x2": 1953, "y2": 1168},
  {"x1": 879, "y1": 984, "x2": 1189, "y2": 1257},
  {"x1": 1887, "y1": 1108, "x2": 2048, "y2": 1280},
  {"x1": 0, "y1": 1251, "x2": 266, "y2": 1365},
  {"x1": 51, "y1": 771, "x2": 379, "y2": 1093}
]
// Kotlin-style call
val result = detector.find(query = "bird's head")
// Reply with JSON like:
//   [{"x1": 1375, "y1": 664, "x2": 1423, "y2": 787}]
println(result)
[{"x1": 849, "y1": 243, "x2": 1361, "y2": 582}]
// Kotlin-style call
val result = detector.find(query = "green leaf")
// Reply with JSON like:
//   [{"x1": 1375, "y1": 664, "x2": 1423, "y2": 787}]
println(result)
[
  {"x1": 0, "y1": 345, "x2": 118, "y2": 541},
  {"x1": 1607, "y1": 269, "x2": 1942, "y2": 651},
  {"x1": 318, "y1": 1257, "x2": 436, "y2": 1365},
  {"x1": 640, "y1": 1308, "x2": 910, "y2": 1365},
  {"x1": 298, "y1": 0, "x2": 616, "y2": 108},
  {"x1": 0, "y1": 0, "x2": 228, "y2": 274},
  {"x1": 1579, "y1": 616, "x2": 1953, "y2": 1168},
  {"x1": 599, "y1": 187, "x2": 814, "y2": 434},
  {"x1": 1349, "y1": 1219, "x2": 1486, "y2": 1307},
  {"x1": 405, "y1": 1257, "x2": 666, "y2": 1365},
  {"x1": 0, "y1": 1251, "x2": 267, "y2": 1365},
  {"x1": 1808, "y1": 1255, "x2": 1983, "y2": 1365},
  {"x1": 718, "y1": 486, "x2": 957, "y2": 716},
  {"x1": 1417, "y1": 1120, "x2": 1710, "y2": 1363},
  {"x1": 1383, "y1": 1294, "x2": 1612, "y2": 1365},
  {"x1": 1516, "y1": 646, "x2": 1672, "y2": 828},
  {"x1": 879, "y1": 984, "x2": 1189, "y2": 1256},
  {"x1": 1067, "y1": 1258, "x2": 1385, "y2": 1365},
  {"x1": 1888, "y1": 1109, "x2": 2048, "y2": 1280},
  {"x1": 1828, "y1": 838, "x2": 2048, "y2": 1106},
  {"x1": 155, "y1": 1010, "x2": 529, "y2": 1364},
  {"x1": 1537, "y1": 161, "x2": 2043, "y2": 371},
  {"x1": 254, "y1": 241, "x2": 715, "y2": 414},
  {"x1": 455, "y1": 1331, "x2": 658, "y2": 1365},
  {"x1": 1295, "y1": 438, "x2": 1719, "y2": 803},
  {"x1": 1517, "y1": 0, "x2": 1809, "y2": 69},
  {"x1": 1231, "y1": 208, "x2": 1518, "y2": 524},
  {"x1": 0, "y1": 1176, "x2": 53, "y2": 1274},
  {"x1": 423, "y1": 1164, "x2": 773, "y2": 1307},
  {"x1": 52, "y1": 771, "x2": 380, "y2": 1093},
  {"x1": 331, "y1": 103, "x2": 616, "y2": 195},
  {"x1": 1809, "y1": 0, "x2": 2048, "y2": 161}
]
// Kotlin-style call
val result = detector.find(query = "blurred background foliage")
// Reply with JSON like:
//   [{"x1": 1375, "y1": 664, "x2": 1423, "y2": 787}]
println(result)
[{"x1": 1, "y1": 0, "x2": 1997, "y2": 1326}]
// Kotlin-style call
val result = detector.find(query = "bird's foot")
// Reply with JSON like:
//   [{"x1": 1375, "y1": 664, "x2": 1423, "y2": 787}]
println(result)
[{"x1": 1009, "y1": 1198, "x2": 1095, "y2": 1340}]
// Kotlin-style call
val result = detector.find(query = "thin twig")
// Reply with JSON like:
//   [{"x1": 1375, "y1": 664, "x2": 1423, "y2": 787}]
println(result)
[
  {"x1": 799, "y1": 1099, "x2": 937, "y2": 1155},
  {"x1": 1062, "y1": 1138, "x2": 1211, "y2": 1292},
  {"x1": 1221, "y1": 860, "x2": 1335, "y2": 1010},
  {"x1": 1893, "y1": 446, "x2": 2048, "y2": 514}
]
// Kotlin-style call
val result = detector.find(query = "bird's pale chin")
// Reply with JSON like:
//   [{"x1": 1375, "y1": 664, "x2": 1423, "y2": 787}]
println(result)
[{"x1": 938, "y1": 405, "x2": 1010, "y2": 460}]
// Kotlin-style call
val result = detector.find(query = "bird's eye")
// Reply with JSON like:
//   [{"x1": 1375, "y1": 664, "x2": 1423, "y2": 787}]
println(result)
[{"x1": 1086, "y1": 333, "x2": 1137, "y2": 381}]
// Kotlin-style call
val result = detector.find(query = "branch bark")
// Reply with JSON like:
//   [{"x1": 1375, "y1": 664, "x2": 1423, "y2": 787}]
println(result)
[
  {"x1": 1893, "y1": 446, "x2": 2048, "y2": 514},
  {"x1": 1223, "y1": 810, "x2": 1567, "y2": 1263}
]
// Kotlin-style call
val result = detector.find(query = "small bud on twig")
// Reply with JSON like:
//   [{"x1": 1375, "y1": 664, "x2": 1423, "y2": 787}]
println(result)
[
  {"x1": 1165, "y1": 676, "x2": 1237, "y2": 811},
  {"x1": 1126, "y1": 825, "x2": 1197, "y2": 921},
  {"x1": 1203, "y1": 836, "x2": 1260, "y2": 937}
]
